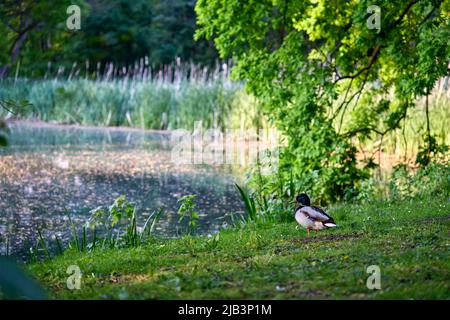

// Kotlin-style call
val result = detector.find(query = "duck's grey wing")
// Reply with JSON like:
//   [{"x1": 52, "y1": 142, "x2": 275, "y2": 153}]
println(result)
[
  {"x1": 295, "y1": 207, "x2": 316, "y2": 222},
  {"x1": 310, "y1": 205, "x2": 334, "y2": 220},
  {"x1": 299, "y1": 206, "x2": 333, "y2": 222}
]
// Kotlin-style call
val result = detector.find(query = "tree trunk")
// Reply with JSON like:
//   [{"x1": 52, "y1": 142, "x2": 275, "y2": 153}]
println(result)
[
  {"x1": 425, "y1": 89, "x2": 432, "y2": 157},
  {"x1": 0, "y1": 66, "x2": 11, "y2": 78},
  {"x1": 0, "y1": 18, "x2": 36, "y2": 79}
]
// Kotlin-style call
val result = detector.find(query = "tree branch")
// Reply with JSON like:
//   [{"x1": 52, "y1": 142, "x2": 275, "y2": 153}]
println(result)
[
  {"x1": 336, "y1": 44, "x2": 381, "y2": 81},
  {"x1": 335, "y1": 0, "x2": 419, "y2": 83},
  {"x1": 343, "y1": 100, "x2": 409, "y2": 138}
]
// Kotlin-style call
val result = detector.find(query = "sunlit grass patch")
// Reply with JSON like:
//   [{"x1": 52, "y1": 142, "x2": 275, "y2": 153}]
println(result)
[{"x1": 23, "y1": 195, "x2": 450, "y2": 299}]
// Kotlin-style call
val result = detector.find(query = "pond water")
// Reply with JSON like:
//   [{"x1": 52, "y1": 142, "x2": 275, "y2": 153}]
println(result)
[{"x1": 0, "y1": 122, "x2": 247, "y2": 257}]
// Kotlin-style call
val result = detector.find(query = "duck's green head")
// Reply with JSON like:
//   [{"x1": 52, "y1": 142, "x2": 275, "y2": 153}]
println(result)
[{"x1": 295, "y1": 193, "x2": 311, "y2": 206}]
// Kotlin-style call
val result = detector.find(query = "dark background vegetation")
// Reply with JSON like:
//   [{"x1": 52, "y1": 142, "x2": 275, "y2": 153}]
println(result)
[{"x1": 0, "y1": 0, "x2": 219, "y2": 78}]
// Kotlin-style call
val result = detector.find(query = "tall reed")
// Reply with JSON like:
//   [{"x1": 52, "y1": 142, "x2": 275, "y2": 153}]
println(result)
[{"x1": 0, "y1": 61, "x2": 262, "y2": 131}]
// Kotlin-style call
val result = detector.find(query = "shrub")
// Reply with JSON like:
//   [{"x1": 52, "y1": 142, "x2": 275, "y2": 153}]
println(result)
[{"x1": 389, "y1": 162, "x2": 450, "y2": 200}]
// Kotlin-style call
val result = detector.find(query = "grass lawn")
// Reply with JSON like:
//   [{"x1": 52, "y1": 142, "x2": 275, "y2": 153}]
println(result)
[{"x1": 26, "y1": 197, "x2": 450, "y2": 299}]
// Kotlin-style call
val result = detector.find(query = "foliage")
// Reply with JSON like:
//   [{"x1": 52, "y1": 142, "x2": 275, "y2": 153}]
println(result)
[
  {"x1": 0, "y1": 98, "x2": 31, "y2": 115},
  {"x1": 234, "y1": 183, "x2": 293, "y2": 227},
  {"x1": 71, "y1": 0, "x2": 219, "y2": 70},
  {"x1": 0, "y1": 0, "x2": 76, "y2": 77},
  {"x1": 146, "y1": 0, "x2": 219, "y2": 66},
  {"x1": 235, "y1": 183, "x2": 258, "y2": 223},
  {"x1": 0, "y1": 98, "x2": 32, "y2": 146},
  {"x1": 0, "y1": 257, "x2": 47, "y2": 299},
  {"x1": 0, "y1": 0, "x2": 219, "y2": 78},
  {"x1": 177, "y1": 195, "x2": 200, "y2": 234},
  {"x1": 389, "y1": 162, "x2": 450, "y2": 200},
  {"x1": 87, "y1": 195, "x2": 140, "y2": 248},
  {"x1": 416, "y1": 133, "x2": 449, "y2": 166},
  {"x1": 71, "y1": 0, "x2": 154, "y2": 67},
  {"x1": 82, "y1": 195, "x2": 164, "y2": 250},
  {"x1": 195, "y1": 0, "x2": 450, "y2": 203}
]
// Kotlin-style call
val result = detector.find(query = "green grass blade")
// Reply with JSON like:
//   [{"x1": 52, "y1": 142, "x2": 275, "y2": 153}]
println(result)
[{"x1": 235, "y1": 183, "x2": 258, "y2": 222}]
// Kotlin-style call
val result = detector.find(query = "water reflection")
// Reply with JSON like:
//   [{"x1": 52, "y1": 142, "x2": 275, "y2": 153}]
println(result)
[{"x1": 0, "y1": 122, "x2": 245, "y2": 256}]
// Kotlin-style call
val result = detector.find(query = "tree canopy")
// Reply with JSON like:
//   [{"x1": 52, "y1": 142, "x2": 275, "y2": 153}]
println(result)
[
  {"x1": 195, "y1": 0, "x2": 450, "y2": 202},
  {"x1": 0, "y1": 0, "x2": 73, "y2": 77},
  {"x1": 0, "y1": 0, "x2": 220, "y2": 77}
]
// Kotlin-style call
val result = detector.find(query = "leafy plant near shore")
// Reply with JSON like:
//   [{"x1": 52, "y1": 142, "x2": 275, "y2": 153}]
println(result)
[
  {"x1": 235, "y1": 184, "x2": 258, "y2": 223},
  {"x1": 27, "y1": 196, "x2": 164, "y2": 260},
  {"x1": 82, "y1": 195, "x2": 164, "y2": 250},
  {"x1": 177, "y1": 195, "x2": 201, "y2": 235},
  {"x1": 234, "y1": 183, "x2": 292, "y2": 227}
]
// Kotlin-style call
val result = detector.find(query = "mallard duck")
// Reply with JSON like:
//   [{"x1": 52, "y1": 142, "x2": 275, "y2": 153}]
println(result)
[{"x1": 294, "y1": 193, "x2": 337, "y2": 236}]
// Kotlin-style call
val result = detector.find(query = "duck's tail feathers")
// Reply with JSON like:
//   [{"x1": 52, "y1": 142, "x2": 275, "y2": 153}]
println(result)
[{"x1": 324, "y1": 222, "x2": 337, "y2": 228}]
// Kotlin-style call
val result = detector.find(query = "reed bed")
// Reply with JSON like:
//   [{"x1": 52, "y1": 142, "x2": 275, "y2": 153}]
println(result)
[{"x1": 0, "y1": 62, "x2": 260, "y2": 131}]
